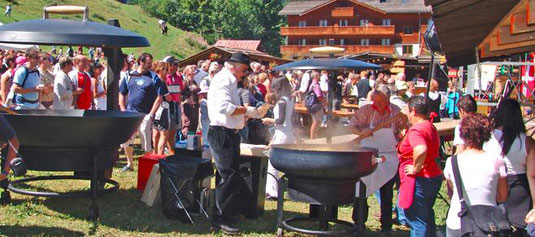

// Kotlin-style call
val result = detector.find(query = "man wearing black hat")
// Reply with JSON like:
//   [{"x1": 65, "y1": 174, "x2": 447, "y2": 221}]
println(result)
[{"x1": 207, "y1": 52, "x2": 269, "y2": 235}]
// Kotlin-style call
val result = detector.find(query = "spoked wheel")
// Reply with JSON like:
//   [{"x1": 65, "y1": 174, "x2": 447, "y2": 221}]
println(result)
[{"x1": 0, "y1": 191, "x2": 11, "y2": 205}]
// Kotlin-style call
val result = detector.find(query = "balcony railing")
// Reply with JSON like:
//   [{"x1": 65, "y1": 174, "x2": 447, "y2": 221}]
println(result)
[
  {"x1": 280, "y1": 45, "x2": 395, "y2": 55},
  {"x1": 281, "y1": 25, "x2": 395, "y2": 36},
  {"x1": 331, "y1": 7, "x2": 354, "y2": 17}
]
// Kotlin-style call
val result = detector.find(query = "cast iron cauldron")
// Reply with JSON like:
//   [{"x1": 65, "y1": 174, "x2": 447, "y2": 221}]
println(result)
[
  {"x1": 2, "y1": 109, "x2": 144, "y2": 171},
  {"x1": 270, "y1": 143, "x2": 378, "y2": 204}
]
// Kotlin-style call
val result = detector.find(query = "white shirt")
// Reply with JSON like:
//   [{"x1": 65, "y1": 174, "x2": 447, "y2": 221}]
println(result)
[
  {"x1": 299, "y1": 72, "x2": 311, "y2": 93},
  {"x1": 444, "y1": 152, "x2": 507, "y2": 230},
  {"x1": 68, "y1": 69, "x2": 79, "y2": 88},
  {"x1": 207, "y1": 67, "x2": 244, "y2": 129},
  {"x1": 453, "y1": 125, "x2": 502, "y2": 156},
  {"x1": 320, "y1": 74, "x2": 328, "y2": 92},
  {"x1": 494, "y1": 129, "x2": 528, "y2": 175}
]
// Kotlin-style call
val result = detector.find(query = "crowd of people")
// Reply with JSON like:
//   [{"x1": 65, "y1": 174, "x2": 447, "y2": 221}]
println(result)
[{"x1": 2, "y1": 47, "x2": 535, "y2": 236}]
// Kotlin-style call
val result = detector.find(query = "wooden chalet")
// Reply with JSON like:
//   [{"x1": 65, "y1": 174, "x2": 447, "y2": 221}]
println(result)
[
  {"x1": 178, "y1": 40, "x2": 292, "y2": 67},
  {"x1": 278, "y1": 0, "x2": 432, "y2": 59}
]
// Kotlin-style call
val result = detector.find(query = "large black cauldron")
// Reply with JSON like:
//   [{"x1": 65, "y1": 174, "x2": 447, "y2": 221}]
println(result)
[
  {"x1": 3, "y1": 109, "x2": 143, "y2": 171},
  {"x1": 270, "y1": 143, "x2": 378, "y2": 204},
  {"x1": 1, "y1": 109, "x2": 144, "y2": 221}
]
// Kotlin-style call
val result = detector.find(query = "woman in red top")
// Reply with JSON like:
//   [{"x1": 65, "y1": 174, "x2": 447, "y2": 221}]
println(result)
[{"x1": 397, "y1": 96, "x2": 442, "y2": 237}]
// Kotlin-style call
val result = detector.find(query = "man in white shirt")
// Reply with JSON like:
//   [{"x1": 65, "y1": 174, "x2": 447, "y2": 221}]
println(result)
[
  {"x1": 453, "y1": 95, "x2": 501, "y2": 155},
  {"x1": 207, "y1": 52, "x2": 268, "y2": 235}
]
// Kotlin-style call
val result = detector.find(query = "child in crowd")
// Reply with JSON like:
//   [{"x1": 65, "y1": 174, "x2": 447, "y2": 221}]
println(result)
[{"x1": 262, "y1": 76, "x2": 295, "y2": 199}]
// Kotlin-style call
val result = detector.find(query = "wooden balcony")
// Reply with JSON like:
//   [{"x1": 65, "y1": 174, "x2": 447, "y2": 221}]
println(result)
[
  {"x1": 331, "y1": 7, "x2": 354, "y2": 17},
  {"x1": 281, "y1": 25, "x2": 395, "y2": 36},
  {"x1": 280, "y1": 45, "x2": 395, "y2": 55}
]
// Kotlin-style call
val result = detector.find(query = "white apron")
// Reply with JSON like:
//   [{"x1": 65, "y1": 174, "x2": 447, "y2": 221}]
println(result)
[{"x1": 355, "y1": 111, "x2": 399, "y2": 197}]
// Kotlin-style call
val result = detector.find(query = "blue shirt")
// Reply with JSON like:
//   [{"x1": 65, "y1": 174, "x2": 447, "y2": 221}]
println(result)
[
  {"x1": 13, "y1": 66, "x2": 40, "y2": 109},
  {"x1": 119, "y1": 70, "x2": 168, "y2": 114}
]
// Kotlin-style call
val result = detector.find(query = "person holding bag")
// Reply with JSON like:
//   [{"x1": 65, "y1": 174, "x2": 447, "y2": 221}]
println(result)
[
  {"x1": 444, "y1": 113, "x2": 509, "y2": 236},
  {"x1": 493, "y1": 99, "x2": 535, "y2": 236}
]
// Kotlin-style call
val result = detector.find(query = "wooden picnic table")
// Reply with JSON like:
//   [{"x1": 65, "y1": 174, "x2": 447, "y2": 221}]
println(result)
[
  {"x1": 341, "y1": 103, "x2": 359, "y2": 110},
  {"x1": 294, "y1": 104, "x2": 354, "y2": 118}
]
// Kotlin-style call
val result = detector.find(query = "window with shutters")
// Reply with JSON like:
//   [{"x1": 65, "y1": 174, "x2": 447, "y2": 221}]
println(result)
[
  {"x1": 382, "y1": 19, "x2": 391, "y2": 26},
  {"x1": 361, "y1": 39, "x2": 370, "y2": 46},
  {"x1": 298, "y1": 39, "x2": 306, "y2": 46},
  {"x1": 298, "y1": 21, "x2": 307, "y2": 27},
  {"x1": 339, "y1": 19, "x2": 348, "y2": 26},
  {"x1": 319, "y1": 20, "x2": 328, "y2": 27},
  {"x1": 319, "y1": 39, "x2": 327, "y2": 46},
  {"x1": 360, "y1": 19, "x2": 369, "y2": 26},
  {"x1": 382, "y1": 38, "x2": 391, "y2": 45}
]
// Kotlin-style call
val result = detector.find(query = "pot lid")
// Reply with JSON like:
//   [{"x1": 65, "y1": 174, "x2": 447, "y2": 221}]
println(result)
[
  {"x1": 273, "y1": 58, "x2": 381, "y2": 71},
  {"x1": 0, "y1": 19, "x2": 150, "y2": 48}
]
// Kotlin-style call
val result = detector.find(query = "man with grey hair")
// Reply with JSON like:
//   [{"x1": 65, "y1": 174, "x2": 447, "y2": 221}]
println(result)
[
  {"x1": 53, "y1": 57, "x2": 82, "y2": 109},
  {"x1": 349, "y1": 84, "x2": 407, "y2": 235},
  {"x1": 207, "y1": 52, "x2": 269, "y2": 235}
]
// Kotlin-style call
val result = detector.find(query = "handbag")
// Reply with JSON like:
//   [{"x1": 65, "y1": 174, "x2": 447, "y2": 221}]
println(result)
[{"x1": 451, "y1": 155, "x2": 512, "y2": 236}]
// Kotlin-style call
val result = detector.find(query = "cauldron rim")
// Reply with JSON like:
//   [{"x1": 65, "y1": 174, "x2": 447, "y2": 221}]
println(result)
[
  {"x1": 270, "y1": 143, "x2": 378, "y2": 153},
  {"x1": 3, "y1": 109, "x2": 144, "y2": 118}
]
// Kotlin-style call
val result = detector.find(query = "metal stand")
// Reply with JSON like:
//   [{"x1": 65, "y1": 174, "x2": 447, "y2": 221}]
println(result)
[
  {"x1": 5, "y1": 150, "x2": 119, "y2": 222},
  {"x1": 276, "y1": 175, "x2": 360, "y2": 236}
]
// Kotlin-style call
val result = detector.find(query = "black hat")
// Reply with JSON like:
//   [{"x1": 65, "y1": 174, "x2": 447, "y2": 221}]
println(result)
[{"x1": 227, "y1": 52, "x2": 250, "y2": 66}]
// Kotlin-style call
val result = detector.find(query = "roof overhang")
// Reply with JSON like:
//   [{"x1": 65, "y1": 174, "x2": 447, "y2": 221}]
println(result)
[{"x1": 424, "y1": 0, "x2": 521, "y2": 67}]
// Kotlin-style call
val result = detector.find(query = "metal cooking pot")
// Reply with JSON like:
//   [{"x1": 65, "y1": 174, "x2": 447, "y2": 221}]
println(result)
[
  {"x1": 270, "y1": 143, "x2": 378, "y2": 180},
  {"x1": 3, "y1": 110, "x2": 144, "y2": 171},
  {"x1": 270, "y1": 143, "x2": 379, "y2": 204}
]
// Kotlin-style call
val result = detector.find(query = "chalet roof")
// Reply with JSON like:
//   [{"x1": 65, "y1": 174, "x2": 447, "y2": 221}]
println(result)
[
  {"x1": 214, "y1": 40, "x2": 261, "y2": 51},
  {"x1": 278, "y1": 0, "x2": 431, "y2": 16},
  {"x1": 423, "y1": 0, "x2": 520, "y2": 67},
  {"x1": 178, "y1": 45, "x2": 292, "y2": 67}
]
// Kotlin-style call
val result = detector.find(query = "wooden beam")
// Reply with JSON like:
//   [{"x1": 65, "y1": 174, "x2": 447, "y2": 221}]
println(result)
[
  {"x1": 490, "y1": 36, "x2": 535, "y2": 51},
  {"x1": 529, "y1": 0, "x2": 535, "y2": 24},
  {"x1": 511, "y1": 12, "x2": 535, "y2": 34},
  {"x1": 499, "y1": 25, "x2": 535, "y2": 44}
]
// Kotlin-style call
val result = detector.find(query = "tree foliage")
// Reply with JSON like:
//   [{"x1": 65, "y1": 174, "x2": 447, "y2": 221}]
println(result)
[{"x1": 131, "y1": 0, "x2": 286, "y2": 56}]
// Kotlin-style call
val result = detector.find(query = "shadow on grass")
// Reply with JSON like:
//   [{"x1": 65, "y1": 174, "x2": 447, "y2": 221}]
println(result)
[
  {"x1": 39, "y1": 187, "x2": 305, "y2": 235},
  {"x1": 0, "y1": 225, "x2": 84, "y2": 236}
]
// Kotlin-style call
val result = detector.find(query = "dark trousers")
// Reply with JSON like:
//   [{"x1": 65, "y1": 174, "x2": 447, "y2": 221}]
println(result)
[
  {"x1": 208, "y1": 126, "x2": 241, "y2": 222},
  {"x1": 352, "y1": 176, "x2": 396, "y2": 231}
]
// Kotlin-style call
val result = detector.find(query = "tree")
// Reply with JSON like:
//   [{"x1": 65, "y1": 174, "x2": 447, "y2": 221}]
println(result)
[{"x1": 133, "y1": 0, "x2": 286, "y2": 56}]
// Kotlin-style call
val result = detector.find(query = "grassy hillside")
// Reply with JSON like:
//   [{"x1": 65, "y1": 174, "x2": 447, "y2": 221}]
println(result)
[{"x1": 0, "y1": 0, "x2": 207, "y2": 60}]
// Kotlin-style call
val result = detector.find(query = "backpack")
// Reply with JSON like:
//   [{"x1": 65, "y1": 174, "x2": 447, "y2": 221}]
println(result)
[
  {"x1": 10, "y1": 66, "x2": 40, "y2": 106},
  {"x1": 304, "y1": 83, "x2": 321, "y2": 114}
]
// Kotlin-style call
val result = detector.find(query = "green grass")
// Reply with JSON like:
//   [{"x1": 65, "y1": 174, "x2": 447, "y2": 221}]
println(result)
[
  {"x1": 0, "y1": 0, "x2": 207, "y2": 60},
  {"x1": 0, "y1": 144, "x2": 450, "y2": 236}
]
